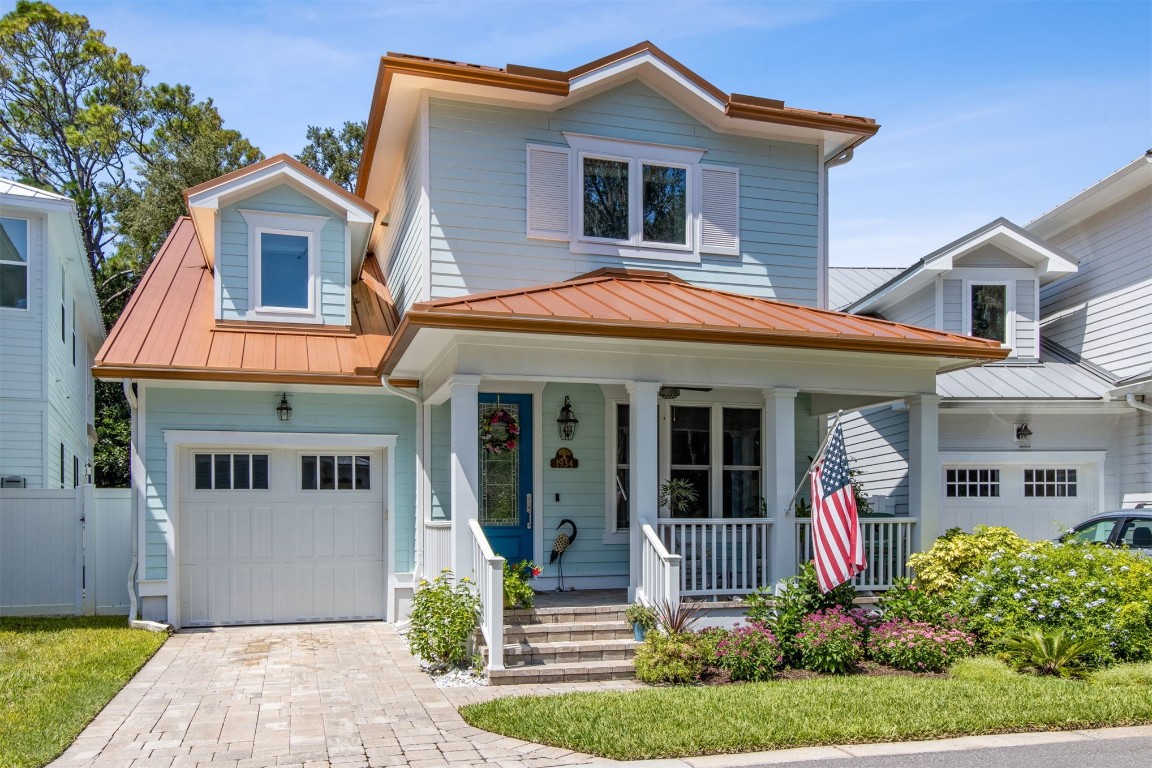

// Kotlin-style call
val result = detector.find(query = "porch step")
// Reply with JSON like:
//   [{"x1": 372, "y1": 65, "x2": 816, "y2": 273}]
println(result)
[
  {"x1": 476, "y1": 600, "x2": 638, "y2": 684},
  {"x1": 483, "y1": 637, "x2": 638, "y2": 667},
  {"x1": 487, "y1": 659, "x2": 637, "y2": 685}
]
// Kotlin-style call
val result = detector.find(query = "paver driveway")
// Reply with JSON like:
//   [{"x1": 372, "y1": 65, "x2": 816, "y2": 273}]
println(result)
[{"x1": 49, "y1": 622, "x2": 624, "y2": 768}]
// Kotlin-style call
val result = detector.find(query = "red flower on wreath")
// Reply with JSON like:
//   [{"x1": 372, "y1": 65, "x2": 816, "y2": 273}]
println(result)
[{"x1": 479, "y1": 407, "x2": 520, "y2": 454}]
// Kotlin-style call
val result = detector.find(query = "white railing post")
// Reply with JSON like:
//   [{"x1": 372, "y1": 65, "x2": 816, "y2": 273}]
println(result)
[
  {"x1": 468, "y1": 520, "x2": 504, "y2": 672},
  {"x1": 638, "y1": 524, "x2": 680, "y2": 608}
]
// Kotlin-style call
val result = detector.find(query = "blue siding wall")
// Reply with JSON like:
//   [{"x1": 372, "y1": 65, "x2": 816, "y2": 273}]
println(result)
[
  {"x1": 427, "y1": 81, "x2": 820, "y2": 305},
  {"x1": 218, "y1": 185, "x2": 348, "y2": 324},
  {"x1": 539, "y1": 383, "x2": 627, "y2": 579},
  {"x1": 142, "y1": 386, "x2": 416, "y2": 579},
  {"x1": 428, "y1": 401, "x2": 451, "y2": 521},
  {"x1": 841, "y1": 405, "x2": 911, "y2": 516},
  {"x1": 382, "y1": 120, "x2": 426, "y2": 314}
]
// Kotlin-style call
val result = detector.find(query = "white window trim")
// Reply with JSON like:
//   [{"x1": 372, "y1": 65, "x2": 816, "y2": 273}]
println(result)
[
  {"x1": 564, "y1": 132, "x2": 705, "y2": 264},
  {"x1": 940, "y1": 450, "x2": 1105, "y2": 513},
  {"x1": 604, "y1": 399, "x2": 630, "y2": 543},
  {"x1": 239, "y1": 209, "x2": 327, "y2": 323},
  {"x1": 0, "y1": 216, "x2": 30, "y2": 312},
  {"x1": 657, "y1": 401, "x2": 765, "y2": 520},
  {"x1": 962, "y1": 279, "x2": 1016, "y2": 356}
]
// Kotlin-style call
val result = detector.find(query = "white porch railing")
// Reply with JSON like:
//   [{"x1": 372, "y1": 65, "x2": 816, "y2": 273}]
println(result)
[
  {"x1": 422, "y1": 520, "x2": 452, "y2": 579},
  {"x1": 657, "y1": 517, "x2": 772, "y2": 597},
  {"x1": 638, "y1": 524, "x2": 681, "y2": 608},
  {"x1": 468, "y1": 520, "x2": 505, "y2": 672},
  {"x1": 796, "y1": 517, "x2": 917, "y2": 591}
]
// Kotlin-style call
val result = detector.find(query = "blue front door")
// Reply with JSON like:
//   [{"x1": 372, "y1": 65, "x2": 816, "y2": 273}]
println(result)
[{"x1": 478, "y1": 394, "x2": 534, "y2": 564}]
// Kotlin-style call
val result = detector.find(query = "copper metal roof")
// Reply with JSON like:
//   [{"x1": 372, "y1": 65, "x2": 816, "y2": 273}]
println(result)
[
  {"x1": 95, "y1": 218, "x2": 397, "y2": 386},
  {"x1": 381, "y1": 269, "x2": 1008, "y2": 374}
]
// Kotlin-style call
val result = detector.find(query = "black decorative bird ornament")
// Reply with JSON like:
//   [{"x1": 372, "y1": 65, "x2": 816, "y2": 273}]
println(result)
[{"x1": 549, "y1": 518, "x2": 578, "y2": 591}]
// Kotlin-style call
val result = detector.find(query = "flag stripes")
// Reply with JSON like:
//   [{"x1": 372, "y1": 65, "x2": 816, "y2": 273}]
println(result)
[{"x1": 810, "y1": 421, "x2": 866, "y2": 592}]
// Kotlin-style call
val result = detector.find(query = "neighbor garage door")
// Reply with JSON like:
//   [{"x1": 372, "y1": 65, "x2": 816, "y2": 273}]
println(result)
[
  {"x1": 179, "y1": 447, "x2": 385, "y2": 626},
  {"x1": 940, "y1": 460, "x2": 1096, "y2": 540}
]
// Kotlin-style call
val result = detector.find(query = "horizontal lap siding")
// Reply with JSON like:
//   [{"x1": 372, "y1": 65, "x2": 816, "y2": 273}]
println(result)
[
  {"x1": 1040, "y1": 192, "x2": 1152, "y2": 378},
  {"x1": 0, "y1": 407, "x2": 44, "y2": 487},
  {"x1": 427, "y1": 81, "x2": 819, "y2": 306},
  {"x1": 1114, "y1": 409, "x2": 1152, "y2": 505},
  {"x1": 142, "y1": 387, "x2": 417, "y2": 579},
  {"x1": 841, "y1": 406, "x2": 910, "y2": 516},
  {"x1": 1, "y1": 214, "x2": 45, "y2": 485},
  {"x1": 428, "y1": 402, "x2": 451, "y2": 521},
  {"x1": 942, "y1": 280, "x2": 963, "y2": 333},
  {"x1": 382, "y1": 120, "x2": 426, "y2": 313},
  {"x1": 219, "y1": 186, "x2": 348, "y2": 324},
  {"x1": 540, "y1": 384, "x2": 625, "y2": 578},
  {"x1": 1015, "y1": 279, "x2": 1038, "y2": 358}
]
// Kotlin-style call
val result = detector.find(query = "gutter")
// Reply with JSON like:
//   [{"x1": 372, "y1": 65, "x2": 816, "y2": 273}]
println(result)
[
  {"x1": 381, "y1": 378, "x2": 425, "y2": 625},
  {"x1": 1127, "y1": 394, "x2": 1152, "y2": 414}
]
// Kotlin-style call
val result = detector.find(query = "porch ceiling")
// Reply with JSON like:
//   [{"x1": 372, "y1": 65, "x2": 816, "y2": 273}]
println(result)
[{"x1": 381, "y1": 268, "x2": 1008, "y2": 376}]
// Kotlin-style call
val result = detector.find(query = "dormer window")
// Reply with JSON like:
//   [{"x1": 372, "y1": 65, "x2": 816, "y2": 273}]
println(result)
[
  {"x1": 964, "y1": 280, "x2": 1015, "y2": 350},
  {"x1": 240, "y1": 209, "x2": 327, "y2": 322}
]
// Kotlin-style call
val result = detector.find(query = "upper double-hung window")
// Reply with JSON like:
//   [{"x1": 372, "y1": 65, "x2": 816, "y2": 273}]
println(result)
[
  {"x1": 0, "y1": 217, "x2": 29, "y2": 310},
  {"x1": 527, "y1": 134, "x2": 740, "y2": 262},
  {"x1": 239, "y1": 209, "x2": 328, "y2": 322}
]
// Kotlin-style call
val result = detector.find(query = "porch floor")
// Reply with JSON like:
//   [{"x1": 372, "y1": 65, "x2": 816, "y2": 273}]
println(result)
[{"x1": 528, "y1": 589, "x2": 628, "y2": 608}]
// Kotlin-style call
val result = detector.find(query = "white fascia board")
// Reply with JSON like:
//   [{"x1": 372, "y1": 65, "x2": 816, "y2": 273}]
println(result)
[
  {"x1": 569, "y1": 52, "x2": 727, "y2": 114},
  {"x1": 940, "y1": 450, "x2": 1107, "y2": 465},
  {"x1": 189, "y1": 162, "x2": 374, "y2": 224},
  {"x1": 162, "y1": 430, "x2": 397, "y2": 450}
]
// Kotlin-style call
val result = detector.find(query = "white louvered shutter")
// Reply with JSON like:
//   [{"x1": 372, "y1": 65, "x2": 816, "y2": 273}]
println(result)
[
  {"x1": 526, "y1": 144, "x2": 571, "y2": 240},
  {"x1": 699, "y1": 164, "x2": 740, "y2": 256}
]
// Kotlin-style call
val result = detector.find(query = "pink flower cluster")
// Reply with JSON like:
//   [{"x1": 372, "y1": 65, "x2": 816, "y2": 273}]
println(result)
[
  {"x1": 868, "y1": 618, "x2": 976, "y2": 672},
  {"x1": 716, "y1": 621, "x2": 783, "y2": 681},
  {"x1": 795, "y1": 606, "x2": 865, "y2": 674}
]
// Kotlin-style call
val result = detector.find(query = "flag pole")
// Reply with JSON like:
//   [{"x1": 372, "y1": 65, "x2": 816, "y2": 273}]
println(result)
[{"x1": 783, "y1": 410, "x2": 844, "y2": 515}]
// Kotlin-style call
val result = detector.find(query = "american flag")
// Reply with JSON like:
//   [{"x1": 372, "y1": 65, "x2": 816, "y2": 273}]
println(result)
[{"x1": 810, "y1": 421, "x2": 865, "y2": 593}]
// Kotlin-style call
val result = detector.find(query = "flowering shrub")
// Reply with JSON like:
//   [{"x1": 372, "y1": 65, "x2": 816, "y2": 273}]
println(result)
[
  {"x1": 948, "y1": 539, "x2": 1152, "y2": 664},
  {"x1": 716, "y1": 622, "x2": 783, "y2": 681},
  {"x1": 877, "y1": 578, "x2": 954, "y2": 627},
  {"x1": 634, "y1": 630, "x2": 707, "y2": 684},
  {"x1": 502, "y1": 560, "x2": 541, "y2": 609},
  {"x1": 795, "y1": 607, "x2": 864, "y2": 674},
  {"x1": 907, "y1": 526, "x2": 1027, "y2": 595},
  {"x1": 746, "y1": 562, "x2": 856, "y2": 665},
  {"x1": 696, "y1": 626, "x2": 729, "y2": 668},
  {"x1": 868, "y1": 618, "x2": 976, "y2": 672}
]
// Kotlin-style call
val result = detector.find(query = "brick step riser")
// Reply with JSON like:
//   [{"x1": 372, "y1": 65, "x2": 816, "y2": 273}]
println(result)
[
  {"x1": 503, "y1": 610, "x2": 630, "y2": 626},
  {"x1": 500, "y1": 627, "x2": 634, "y2": 644},
  {"x1": 488, "y1": 665, "x2": 635, "y2": 685},
  {"x1": 482, "y1": 646, "x2": 637, "y2": 667}
]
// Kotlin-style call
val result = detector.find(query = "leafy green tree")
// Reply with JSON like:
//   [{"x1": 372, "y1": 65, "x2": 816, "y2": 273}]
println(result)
[
  {"x1": 296, "y1": 120, "x2": 365, "y2": 192},
  {"x1": 0, "y1": 0, "x2": 150, "y2": 269}
]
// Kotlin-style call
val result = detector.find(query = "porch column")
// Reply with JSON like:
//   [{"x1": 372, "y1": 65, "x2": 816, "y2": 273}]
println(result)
[
  {"x1": 764, "y1": 388, "x2": 798, "y2": 584},
  {"x1": 627, "y1": 381, "x2": 660, "y2": 601},
  {"x1": 908, "y1": 394, "x2": 941, "y2": 552},
  {"x1": 449, "y1": 375, "x2": 481, "y2": 581}
]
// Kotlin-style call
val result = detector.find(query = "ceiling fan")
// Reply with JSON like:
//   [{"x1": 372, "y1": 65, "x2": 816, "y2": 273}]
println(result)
[{"x1": 658, "y1": 386, "x2": 713, "y2": 400}]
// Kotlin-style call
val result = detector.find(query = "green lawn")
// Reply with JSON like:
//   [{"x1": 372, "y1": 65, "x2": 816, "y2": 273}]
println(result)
[
  {"x1": 0, "y1": 616, "x2": 168, "y2": 768},
  {"x1": 460, "y1": 663, "x2": 1152, "y2": 760}
]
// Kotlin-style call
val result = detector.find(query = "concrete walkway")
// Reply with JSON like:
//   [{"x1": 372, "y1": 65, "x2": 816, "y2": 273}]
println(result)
[{"x1": 50, "y1": 622, "x2": 634, "y2": 768}]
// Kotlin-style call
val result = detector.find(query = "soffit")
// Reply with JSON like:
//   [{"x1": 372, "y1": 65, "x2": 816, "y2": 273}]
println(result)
[{"x1": 95, "y1": 218, "x2": 396, "y2": 387}]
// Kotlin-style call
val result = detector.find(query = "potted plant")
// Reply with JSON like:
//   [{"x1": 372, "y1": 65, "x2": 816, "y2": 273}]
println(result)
[
  {"x1": 625, "y1": 602, "x2": 657, "y2": 641},
  {"x1": 658, "y1": 478, "x2": 699, "y2": 516},
  {"x1": 503, "y1": 560, "x2": 541, "y2": 609}
]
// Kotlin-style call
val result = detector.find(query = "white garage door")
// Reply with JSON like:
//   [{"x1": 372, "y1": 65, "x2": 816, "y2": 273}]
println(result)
[
  {"x1": 179, "y1": 448, "x2": 385, "y2": 626},
  {"x1": 940, "y1": 462, "x2": 1095, "y2": 540}
]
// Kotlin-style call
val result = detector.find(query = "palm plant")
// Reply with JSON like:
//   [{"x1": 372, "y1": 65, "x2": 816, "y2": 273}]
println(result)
[
  {"x1": 658, "y1": 478, "x2": 699, "y2": 516},
  {"x1": 999, "y1": 628, "x2": 1107, "y2": 678},
  {"x1": 655, "y1": 599, "x2": 705, "y2": 635}
]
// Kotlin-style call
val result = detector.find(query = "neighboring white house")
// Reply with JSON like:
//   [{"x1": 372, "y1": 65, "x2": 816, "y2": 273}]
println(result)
[
  {"x1": 0, "y1": 179, "x2": 104, "y2": 489},
  {"x1": 835, "y1": 152, "x2": 1152, "y2": 540}
]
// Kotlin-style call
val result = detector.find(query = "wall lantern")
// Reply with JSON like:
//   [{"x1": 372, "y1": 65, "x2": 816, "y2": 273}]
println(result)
[
  {"x1": 1015, "y1": 422, "x2": 1033, "y2": 443},
  {"x1": 276, "y1": 393, "x2": 293, "y2": 422},
  {"x1": 556, "y1": 396, "x2": 579, "y2": 440}
]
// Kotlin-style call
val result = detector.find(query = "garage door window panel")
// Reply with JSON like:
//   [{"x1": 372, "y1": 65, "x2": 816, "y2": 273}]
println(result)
[
  {"x1": 1024, "y1": 468, "x2": 1077, "y2": 498},
  {"x1": 301, "y1": 454, "x2": 371, "y2": 491},
  {"x1": 945, "y1": 468, "x2": 999, "y2": 498},
  {"x1": 194, "y1": 453, "x2": 269, "y2": 490}
]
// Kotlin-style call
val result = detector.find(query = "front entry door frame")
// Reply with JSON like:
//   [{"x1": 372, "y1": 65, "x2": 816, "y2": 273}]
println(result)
[{"x1": 478, "y1": 393, "x2": 535, "y2": 564}]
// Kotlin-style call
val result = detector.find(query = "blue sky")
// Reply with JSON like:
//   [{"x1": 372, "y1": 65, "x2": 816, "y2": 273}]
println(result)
[{"x1": 52, "y1": 0, "x2": 1152, "y2": 267}]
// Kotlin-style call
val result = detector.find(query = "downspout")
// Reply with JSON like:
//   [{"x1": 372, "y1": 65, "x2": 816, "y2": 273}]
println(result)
[
  {"x1": 381, "y1": 378, "x2": 425, "y2": 624},
  {"x1": 826, "y1": 147, "x2": 855, "y2": 168},
  {"x1": 1126, "y1": 394, "x2": 1152, "y2": 414},
  {"x1": 122, "y1": 380, "x2": 167, "y2": 632}
]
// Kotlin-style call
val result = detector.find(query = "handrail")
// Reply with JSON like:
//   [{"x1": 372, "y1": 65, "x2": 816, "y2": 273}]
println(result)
[
  {"x1": 657, "y1": 517, "x2": 773, "y2": 596},
  {"x1": 638, "y1": 523, "x2": 681, "y2": 609},
  {"x1": 468, "y1": 519, "x2": 505, "y2": 672},
  {"x1": 795, "y1": 517, "x2": 917, "y2": 591}
]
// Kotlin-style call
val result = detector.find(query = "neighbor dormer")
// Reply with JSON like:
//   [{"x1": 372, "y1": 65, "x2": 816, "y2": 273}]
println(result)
[
  {"x1": 844, "y1": 219, "x2": 1078, "y2": 360},
  {"x1": 184, "y1": 155, "x2": 377, "y2": 327}
]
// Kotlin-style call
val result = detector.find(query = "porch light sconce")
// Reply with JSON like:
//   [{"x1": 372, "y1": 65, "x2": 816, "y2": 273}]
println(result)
[
  {"x1": 1015, "y1": 422, "x2": 1032, "y2": 443},
  {"x1": 84, "y1": 461, "x2": 93, "y2": 484},
  {"x1": 276, "y1": 393, "x2": 293, "y2": 422},
  {"x1": 557, "y1": 396, "x2": 579, "y2": 440}
]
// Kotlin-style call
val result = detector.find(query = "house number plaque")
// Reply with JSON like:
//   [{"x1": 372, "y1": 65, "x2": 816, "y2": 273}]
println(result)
[{"x1": 549, "y1": 447, "x2": 579, "y2": 469}]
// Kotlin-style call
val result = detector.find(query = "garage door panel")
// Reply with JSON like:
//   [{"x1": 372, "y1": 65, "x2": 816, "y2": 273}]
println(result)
[{"x1": 180, "y1": 447, "x2": 386, "y2": 627}]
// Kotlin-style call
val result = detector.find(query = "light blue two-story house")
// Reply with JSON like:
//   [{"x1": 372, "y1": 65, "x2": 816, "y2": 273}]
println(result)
[
  {"x1": 96, "y1": 43, "x2": 1003, "y2": 676},
  {"x1": 1, "y1": 179, "x2": 104, "y2": 489}
]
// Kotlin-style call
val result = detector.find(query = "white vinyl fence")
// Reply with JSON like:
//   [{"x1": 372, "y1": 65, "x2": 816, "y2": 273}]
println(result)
[{"x1": 0, "y1": 486, "x2": 132, "y2": 616}]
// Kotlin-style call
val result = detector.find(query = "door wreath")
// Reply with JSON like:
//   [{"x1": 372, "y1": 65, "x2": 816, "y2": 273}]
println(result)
[{"x1": 479, "y1": 406, "x2": 520, "y2": 454}]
